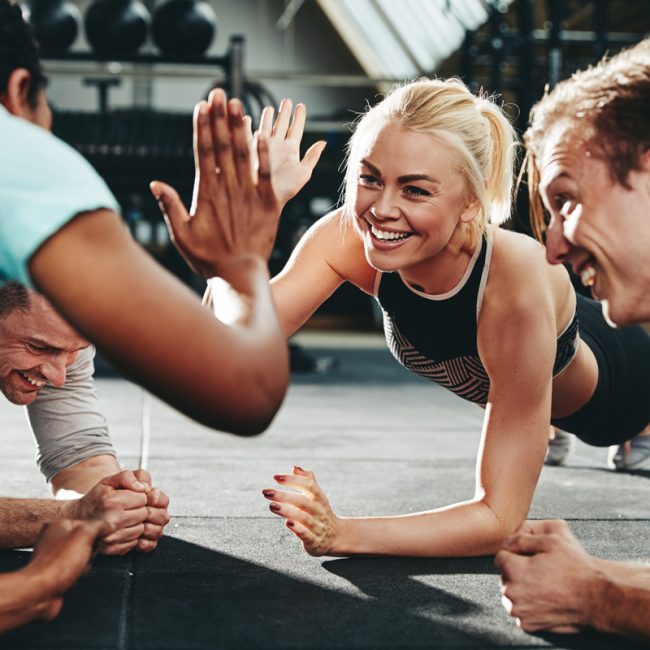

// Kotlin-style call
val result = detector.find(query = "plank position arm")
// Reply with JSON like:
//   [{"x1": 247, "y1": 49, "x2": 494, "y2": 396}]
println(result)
[{"x1": 265, "y1": 216, "x2": 556, "y2": 557}]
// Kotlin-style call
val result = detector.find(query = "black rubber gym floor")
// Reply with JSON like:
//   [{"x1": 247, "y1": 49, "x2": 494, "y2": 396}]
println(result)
[{"x1": 0, "y1": 335, "x2": 647, "y2": 649}]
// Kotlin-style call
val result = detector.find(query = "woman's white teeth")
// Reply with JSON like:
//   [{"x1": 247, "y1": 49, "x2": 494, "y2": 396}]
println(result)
[
  {"x1": 580, "y1": 265, "x2": 596, "y2": 287},
  {"x1": 370, "y1": 224, "x2": 411, "y2": 241},
  {"x1": 20, "y1": 372, "x2": 44, "y2": 387}
]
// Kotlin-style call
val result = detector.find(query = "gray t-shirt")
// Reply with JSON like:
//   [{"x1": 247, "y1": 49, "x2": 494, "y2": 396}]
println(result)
[{"x1": 26, "y1": 346, "x2": 116, "y2": 482}]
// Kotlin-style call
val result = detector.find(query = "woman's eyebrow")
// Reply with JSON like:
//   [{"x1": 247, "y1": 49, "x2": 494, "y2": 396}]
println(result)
[
  {"x1": 360, "y1": 159, "x2": 381, "y2": 176},
  {"x1": 398, "y1": 174, "x2": 441, "y2": 185}
]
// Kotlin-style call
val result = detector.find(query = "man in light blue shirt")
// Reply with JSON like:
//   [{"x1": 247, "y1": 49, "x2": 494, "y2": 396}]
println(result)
[{"x1": 0, "y1": 0, "x2": 302, "y2": 631}]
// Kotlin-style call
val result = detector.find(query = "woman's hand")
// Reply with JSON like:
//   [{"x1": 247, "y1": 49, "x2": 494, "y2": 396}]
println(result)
[
  {"x1": 263, "y1": 466, "x2": 341, "y2": 556},
  {"x1": 151, "y1": 89, "x2": 281, "y2": 279},
  {"x1": 255, "y1": 99, "x2": 326, "y2": 206},
  {"x1": 152, "y1": 91, "x2": 325, "y2": 280}
]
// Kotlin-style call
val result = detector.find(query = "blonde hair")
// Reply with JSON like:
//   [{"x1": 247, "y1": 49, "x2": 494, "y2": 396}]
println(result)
[
  {"x1": 343, "y1": 78, "x2": 518, "y2": 247},
  {"x1": 525, "y1": 38, "x2": 650, "y2": 240}
]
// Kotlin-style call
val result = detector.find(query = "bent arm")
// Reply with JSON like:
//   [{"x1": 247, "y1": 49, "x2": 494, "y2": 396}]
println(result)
[
  {"x1": 29, "y1": 210, "x2": 288, "y2": 434},
  {"x1": 27, "y1": 346, "x2": 119, "y2": 491},
  {"x1": 51, "y1": 455, "x2": 121, "y2": 497},
  {"x1": 270, "y1": 210, "x2": 374, "y2": 336},
  {"x1": 301, "y1": 265, "x2": 556, "y2": 558}
]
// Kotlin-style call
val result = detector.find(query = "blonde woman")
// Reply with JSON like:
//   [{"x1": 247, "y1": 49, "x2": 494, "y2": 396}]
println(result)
[{"x1": 163, "y1": 78, "x2": 650, "y2": 558}]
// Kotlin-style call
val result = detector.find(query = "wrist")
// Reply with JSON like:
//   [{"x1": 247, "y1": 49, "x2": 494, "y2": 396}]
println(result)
[
  {"x1": 58, "y1": 498, "x2": 81, "y2": 521},
  {"x1": 580, "y1": 561, "x2": 613, "y2": 631},
  {"x1": 330, "y1": 517, "x2": 359, "y2": 556},
  {"x1": 210, "y1": 255, "x2": 269, "y2": 284}
]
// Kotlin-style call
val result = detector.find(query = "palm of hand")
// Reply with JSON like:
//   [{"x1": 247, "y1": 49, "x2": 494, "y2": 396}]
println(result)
[{"x1": 266, "y1": 137, "x2": 310, "y2": 206}]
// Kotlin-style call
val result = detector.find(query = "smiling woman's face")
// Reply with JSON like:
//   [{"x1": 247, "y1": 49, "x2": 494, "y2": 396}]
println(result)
[
  {"x1": 539, "y1": 119, "x2": 650, "y2": 326},
  {"x1": 352, "y1": 122, "x2": 477, "y2": 280}
]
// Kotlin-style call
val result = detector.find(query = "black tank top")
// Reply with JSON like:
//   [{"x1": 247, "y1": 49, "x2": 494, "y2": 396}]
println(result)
[{"x1": 375, "y1": 231, "x2": 579, "y2": 405}]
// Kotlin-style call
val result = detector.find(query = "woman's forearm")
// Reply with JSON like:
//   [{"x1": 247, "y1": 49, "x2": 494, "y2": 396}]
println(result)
[{"x1": 333, "y1": 499, "x2": 512, "y2": 557}]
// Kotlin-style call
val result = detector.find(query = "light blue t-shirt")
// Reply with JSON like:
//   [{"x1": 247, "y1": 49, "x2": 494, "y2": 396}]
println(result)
[{"x1": 0, "y1": 105, "x2": 120, "y2": 286}]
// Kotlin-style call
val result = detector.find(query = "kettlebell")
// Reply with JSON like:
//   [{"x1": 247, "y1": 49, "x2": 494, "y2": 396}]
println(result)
[
  {"x1": 29, "y1": 0, "x2": 80, "y2": 51},
  {"x1": 152, "y1": 0, "x2": 217, "y2": 57},
  {"x1": 85, "y1": 0, "x2": 150, "y2": 55}
]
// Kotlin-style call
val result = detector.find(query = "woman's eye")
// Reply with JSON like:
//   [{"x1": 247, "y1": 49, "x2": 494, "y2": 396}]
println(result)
[
  {"x1": 404, "y1": 185, "x2": 429, "y2": 197},
  {"x1": 359, "y1": 174, "x2": 378, "y2": 186}
]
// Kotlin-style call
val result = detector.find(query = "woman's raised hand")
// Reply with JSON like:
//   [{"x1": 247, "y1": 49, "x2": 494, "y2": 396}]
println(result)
[
  {"x1": 263, "y1": 466, "x2": 341, "y2": 556},
  {"x1": 255, "y1": 99, "x2": 326, "y2": 206},
  {"x1": 152, "y1": 91, "x2": 325, "y2": 280},
  {"x1": 151, "y1": 89, "x2": 282, "y2": 279}
]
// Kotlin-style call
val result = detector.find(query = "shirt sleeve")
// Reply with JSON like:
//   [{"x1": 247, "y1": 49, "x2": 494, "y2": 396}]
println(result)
[
  {"x1": 26, "y1": 345, "x2": 116, "y2": 483},
  {"x1": 0, "y1": 107, "x2": 120, "y2": 286}
]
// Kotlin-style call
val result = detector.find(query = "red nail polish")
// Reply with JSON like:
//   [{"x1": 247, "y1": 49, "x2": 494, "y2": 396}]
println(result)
[
  {"x1": 269, "y1": 503, "x2": 281, "y2": 512},
  {"x1": 273, "y1": 475, "x2": 285, "y2": 482},
  {"x1": 262, "y1": 489, "x2": 275, "y2": 498},
  {"x1": 287, "y1": 521, "x2": 295, "y2": 528}
]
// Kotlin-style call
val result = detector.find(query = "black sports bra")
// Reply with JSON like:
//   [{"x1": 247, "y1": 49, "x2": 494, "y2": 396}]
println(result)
[{"x1": 375, "y1": 231, "x2": 579, "y2": 405}]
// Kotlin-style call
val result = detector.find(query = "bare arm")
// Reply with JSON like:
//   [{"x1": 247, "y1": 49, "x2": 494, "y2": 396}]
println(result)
[
  {"x1": 497, "y1": 519, "x2": 650, "y2": 641},
  {"x1": 27, "y1": 345, "x2": 117, "y2": 490},
  {"x1": 28, "y1": 345, "x2": 169, "y2": 553},
  {"x1": 269, "y1": 209, "x2": 376, "y2": 336},
  {"x1": 0, "y1": 470, "x2": 153, "y2": 554},
  {"x1": 51, "y1": 455, "x2": 121, "y2": 497},
  {"x1": 0, "y1": 498, "x2": 65, "y2": 549},
  {"x1": 29, "y1": 91, "x2": 289, "y2": 435},
  {"x1": 265, "y1": 241, "x2": 556, "y2": 557}
]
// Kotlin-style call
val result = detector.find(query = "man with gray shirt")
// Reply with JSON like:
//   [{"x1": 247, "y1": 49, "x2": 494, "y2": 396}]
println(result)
[{"x1": 0, "y1": 282, "x2": 169, "y2": 555}]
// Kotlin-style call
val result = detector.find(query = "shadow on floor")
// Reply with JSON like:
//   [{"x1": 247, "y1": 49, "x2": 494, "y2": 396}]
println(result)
[{"x1": 1, "y1": 537, "x2": 643, "y2": 649}]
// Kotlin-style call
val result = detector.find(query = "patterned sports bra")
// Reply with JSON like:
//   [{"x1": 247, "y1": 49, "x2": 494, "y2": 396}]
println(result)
[{"x1": 375, "y1": 230, "x2": 579, "y2": 406}]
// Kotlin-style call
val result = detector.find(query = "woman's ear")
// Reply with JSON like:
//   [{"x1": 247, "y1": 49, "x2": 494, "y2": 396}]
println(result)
[
  {"x1": 1, "y1": 68, "x2": 34, "y2": 119},
  {"x1": 460, "y1": 194, "x2": 481, "y2": 223}
]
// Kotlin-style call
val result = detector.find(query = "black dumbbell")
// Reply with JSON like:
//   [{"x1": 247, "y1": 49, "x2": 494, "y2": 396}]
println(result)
[
  {"x1": 29, "y1": 0, "x2": 80, "y2": 52},
  {"x1": 85, "y1": 0, "x2": 150, "y2": 55},
  {"x1": 152, "y1": 0, "x2": 217, "y2": 57}
]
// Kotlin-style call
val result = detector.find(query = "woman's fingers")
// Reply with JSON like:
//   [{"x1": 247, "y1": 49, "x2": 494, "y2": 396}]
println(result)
[
  {"x1": 262, "y1": 488, "x2": 321, "y2": 516},
  {"x1": 273, "y1": 471, "x2": 320, "y2": 497},
  {"x1": 272, "y1": 98, "x2": 293, "y2": 138},
  {"x1": 258, "y1": 105, "x2": 275, "y2": 139},
  {"x1": 285, "y1": 519, "x2": 317, "y2": 548},
  {"x1": 301, "y1": 140, "x2": 327, "y2": 178},
  {"x1": 286, "y1": 102, "x2": 306, "y2": 141},
  {"x1": 256, "y1": 134, "x2": 274, "y2": 205}
]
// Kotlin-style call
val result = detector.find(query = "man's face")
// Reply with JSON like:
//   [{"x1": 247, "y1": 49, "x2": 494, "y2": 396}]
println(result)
[
  {"x1": 0, "y1": 295, "x2": 88, "y2": 404},
  {"x1": 539, "y1": 120, "x2": 650, "y2": 326}
]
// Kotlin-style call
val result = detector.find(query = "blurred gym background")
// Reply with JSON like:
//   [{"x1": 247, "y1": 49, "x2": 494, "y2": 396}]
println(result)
[{"x1": 23, "y1": 0, "x2": 650, "y2": 334}]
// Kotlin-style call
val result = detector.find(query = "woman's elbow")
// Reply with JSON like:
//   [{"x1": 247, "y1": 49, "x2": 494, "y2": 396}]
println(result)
[{"x1": 478, "y1": 500, "x2": 528, "y2": 552}]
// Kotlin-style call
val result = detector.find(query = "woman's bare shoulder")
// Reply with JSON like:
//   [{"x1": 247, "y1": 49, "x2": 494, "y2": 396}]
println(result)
[
  {"x1": 306, "y1": 208, "x2": 377, "y2": 293},
  {"x1": 483, "y1": 228, "x2": 572, "y2": 326}
]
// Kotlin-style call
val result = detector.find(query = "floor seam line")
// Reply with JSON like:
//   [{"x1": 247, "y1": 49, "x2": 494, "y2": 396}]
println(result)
[{"x1": 117, "y1": 554, "x2": 135, "y2": 650}]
